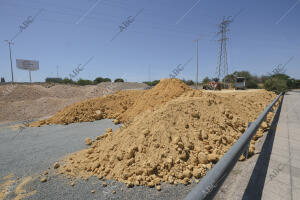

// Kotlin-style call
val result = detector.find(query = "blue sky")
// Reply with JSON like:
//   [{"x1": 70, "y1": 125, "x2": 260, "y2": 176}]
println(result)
[{"x1": 0, "y1": 0, "x2": 299, "y2": 83}]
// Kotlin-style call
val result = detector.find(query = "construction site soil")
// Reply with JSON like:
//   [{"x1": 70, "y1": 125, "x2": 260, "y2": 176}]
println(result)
[
  {"x1": 28, "y1": 79, "x2": 278, "y2": 188},
  {"x1": 0, "y1": 82, "x2": 148, "y2": 123}
]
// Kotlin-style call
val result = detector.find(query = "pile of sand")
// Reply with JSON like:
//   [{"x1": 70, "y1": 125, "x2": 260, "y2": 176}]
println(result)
[
  {"x1": 50, "y1": 80, "x2": 278, "y2": 187},
  {"x1": 0, "y1": 82, "x2": 148, "y2": 123},
  {"x1": 30, "y1": 79, "x2": 192, "y2": 126},
  {"x1": 0, "y1": 84, "x2": 50, "y2": 102}
]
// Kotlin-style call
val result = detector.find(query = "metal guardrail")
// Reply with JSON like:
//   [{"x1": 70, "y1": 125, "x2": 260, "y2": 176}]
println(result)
[{"x1": 184, "y1": 93, "x2": 283, "y2": 200}]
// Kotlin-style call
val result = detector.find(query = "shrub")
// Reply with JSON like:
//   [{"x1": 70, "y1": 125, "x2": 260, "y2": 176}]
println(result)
[
  {"x1": 45, "y1": 77, "x2": 63, "y2": 83},
  {"x1": 295, "y1": 80, "x2": 300, "y2": 88},
  {"x1": 62, "y1": 78, "x2": 75, "y2": 84},
  {"x1": 287, "y1": 79, "x2": 296, "y2": 89},
  {"x1": 77, "y1": 79, "x2": 93, "y2": 85},
  {"x1": 183, "y1": 80, "x2": 194, "y2": 86},
  {"x1": 143, "y1": 80, "x2": 160, "y2": 86},
  {"x1": 143, "y1": 82, "x2": 151, "y2": 86},
  {"x1": 246, "y1": 79, "x2": 258, "y2": 89},
  {"x1": 221, "y1": 83, "x2": 230, "y2": 89},
  {"x1": 264, "y1": 78, "x2": 288, "y2": 94}
]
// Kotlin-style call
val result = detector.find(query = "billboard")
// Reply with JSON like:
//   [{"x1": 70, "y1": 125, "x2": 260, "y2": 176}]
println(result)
[{"x1": 16, "y1": 59, "x2": 39, "y2": 71}]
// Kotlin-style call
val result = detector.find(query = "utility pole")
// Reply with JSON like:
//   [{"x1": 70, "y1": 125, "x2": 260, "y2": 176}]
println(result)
[
  {"x1": 148, "y1": 65, "x2": 151, "y2": 82},
  {"x1": 56, "y1": 65, "x2": 59, "y2": 78},
  {"x1": 196, "y1": 40, "x2": 199, "y2": 89},
  {"x1": 4, "y1": 40, "x2": 14, "y2": 83},
  {"x1": 194, "y1": 36, "x2": 203, "y2": 89},
  {"x1": 216, "y1": 17, "x2": 232, "y2": 83}
]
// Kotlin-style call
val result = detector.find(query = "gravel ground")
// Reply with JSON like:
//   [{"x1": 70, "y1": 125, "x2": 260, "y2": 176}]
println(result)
[{"x1": 0, "y1": 120, "x2": 194, "y2": 200}]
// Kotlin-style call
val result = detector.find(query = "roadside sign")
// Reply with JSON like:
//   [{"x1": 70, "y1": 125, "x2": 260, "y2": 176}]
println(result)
[{"x1": 16, "y1": 59, "x2": 39, "y2": 71}]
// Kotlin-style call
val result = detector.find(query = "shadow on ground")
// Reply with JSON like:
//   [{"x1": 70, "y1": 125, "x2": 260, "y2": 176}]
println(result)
[{"x1": 241, "y1": 95, "x2": 284, "y2": 200}]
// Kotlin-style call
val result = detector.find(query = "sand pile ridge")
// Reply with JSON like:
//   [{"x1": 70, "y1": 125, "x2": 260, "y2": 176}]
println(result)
[{"x1": 30, "y1": 78, "x2": 192, "y2": 126}]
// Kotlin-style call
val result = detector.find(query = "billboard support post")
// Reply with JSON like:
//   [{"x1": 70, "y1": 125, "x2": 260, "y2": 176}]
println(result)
[
  {"x1": 29, "y1": 71, "x2": 32, "y2": 83},
  {"x1": 16, "y1": 59, "x2": 39, "y2": 83}
]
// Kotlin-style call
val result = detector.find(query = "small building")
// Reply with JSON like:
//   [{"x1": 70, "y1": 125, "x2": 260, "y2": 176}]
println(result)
[{"x1": 234, "y1": 77, "x2": 246, "y2": 90}]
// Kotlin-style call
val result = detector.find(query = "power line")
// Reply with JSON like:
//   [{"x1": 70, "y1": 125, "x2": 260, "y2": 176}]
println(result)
[
  {"x1": 11, "y1": 9, "x2": 43, "y2": 42},
  {"x1": 1, "y1": 1, "x2": 214, "y2": 36},
  {"x1": 2, "y1": 11, "x2": 213, "y2": 41},
  {"x1": 282, "y1": 56, "x2": 294, "y2": 68},
  {"x1": 176, "y1": 0, "x2": 202, "y2": 24},
  {"x1": 75, "y1": 0, "x2": 104, "y2": 24}
]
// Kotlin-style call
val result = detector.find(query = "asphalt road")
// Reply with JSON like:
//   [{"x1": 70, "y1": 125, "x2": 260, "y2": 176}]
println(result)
[{"x1": 0, "y1": 119, "x2": 194, "y2": 200}]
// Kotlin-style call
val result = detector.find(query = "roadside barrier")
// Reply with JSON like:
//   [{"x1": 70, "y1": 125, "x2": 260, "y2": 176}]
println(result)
[{"x1": 185, "y1": 93, "x2": 283, "y2": 200}]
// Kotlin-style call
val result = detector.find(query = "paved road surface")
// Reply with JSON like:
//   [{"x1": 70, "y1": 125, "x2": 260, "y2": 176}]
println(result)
[
  {"x1": 0, "y1": 119, "x2": 193, "y2": 200},
  {"x1": 261, "y1": 90, "x2": 300, "y2": 199},
  {"x1": 212, "y1": 90, "x2": 299, "y2": 200},
  {"x1": 237, "y1": 90, "x2": 300, "y2": 200}
]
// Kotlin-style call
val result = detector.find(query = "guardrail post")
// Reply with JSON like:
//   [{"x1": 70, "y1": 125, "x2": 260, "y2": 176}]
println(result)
[
  {"x1": 243, "y1": 122, "x2": 251, "y2": 159},
  {"x1": 263, "y1": 115, "x2": 267, "y2": 122}
]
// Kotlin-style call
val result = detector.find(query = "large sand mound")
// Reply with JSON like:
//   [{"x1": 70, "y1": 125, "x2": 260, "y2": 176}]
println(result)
[
  {"x1": 59, "y1": 89, "x2": 278, "y2": 187},
  {"x1": 36, "y1": 79, "x2": 278, "y2": 187}
]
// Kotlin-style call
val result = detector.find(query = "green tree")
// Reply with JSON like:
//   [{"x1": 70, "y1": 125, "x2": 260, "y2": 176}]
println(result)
[
  {"x1": 114, "y1": 78, "x2": 124, "y2": 82},
  {"x1": 233, "y1": 71, "x2": 252, "y2": 80},
  {"x1": 271, "y1": 73, "x2": 290, "y2": 80},
  {"x1": 223, "y1": 74, "x2": 235, "y2": 83},
  {"x1": 260, "y1": 75, "x2": 270, "y2": 83},
  {"x1": 103, "y1": 78, "x2": 111, "y2": 82},
  {"x1": 212, "y1": 77, "x2": 219, "y2": 82},
  {"x1": 264, "y1": 78, "x2": 288, "y2": 94},
  {"x1": 94, "y1": 77, "x2": 104, "y2": 84},
  {"x1": 202, "y1": 77, "x2": 211, "y2": 84}
]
